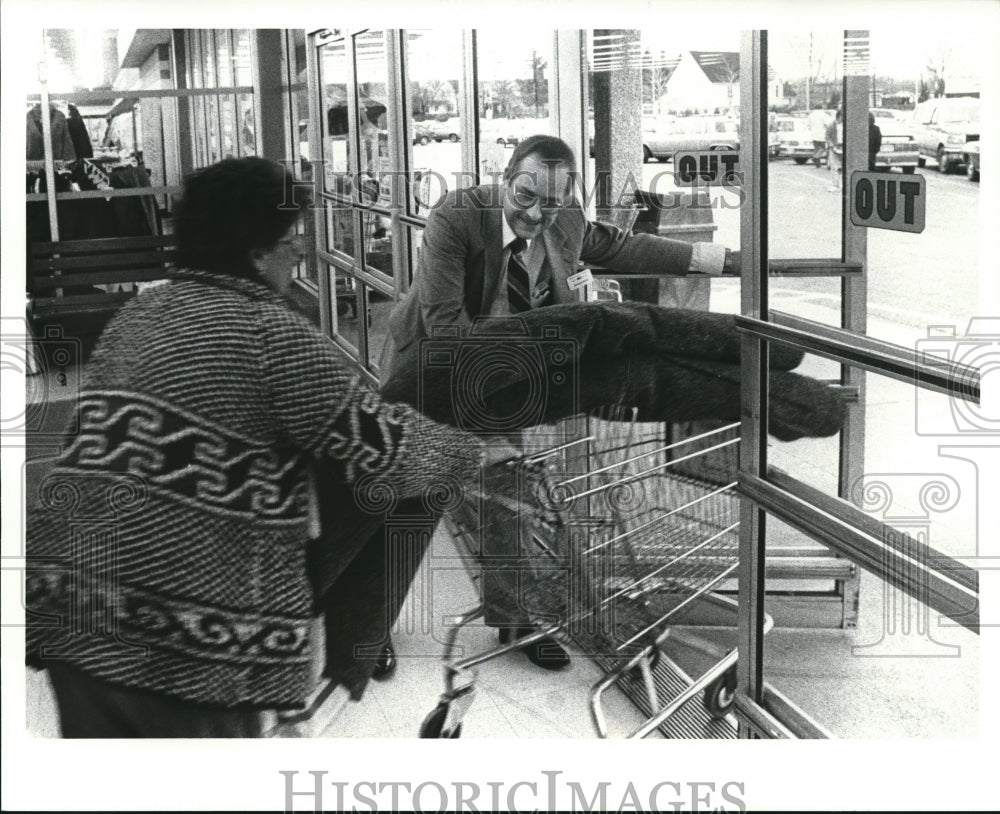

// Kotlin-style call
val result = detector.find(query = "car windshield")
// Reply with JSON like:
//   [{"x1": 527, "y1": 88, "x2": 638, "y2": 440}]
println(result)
[{"x1": 939, "y1": 102, "x2": 979, "y2": 123}]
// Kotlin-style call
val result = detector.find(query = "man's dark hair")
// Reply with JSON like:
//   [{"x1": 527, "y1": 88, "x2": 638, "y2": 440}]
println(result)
[
  {"x1": 504, "y1": 134, "x2": 577, "y2": 179},
  {"x1": 174, "y1": 157, "x2": 304, "y2": 277}
]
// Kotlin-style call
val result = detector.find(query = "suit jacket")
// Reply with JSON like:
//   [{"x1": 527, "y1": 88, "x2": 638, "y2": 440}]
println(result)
[{"x1": 382, "y1": 184, "x2": 698, "y2": 382}]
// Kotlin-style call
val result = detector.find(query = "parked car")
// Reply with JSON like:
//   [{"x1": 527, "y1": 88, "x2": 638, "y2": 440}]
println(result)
[
  {"x1": 903, "y1": 97, "x2": 980, "y2": 173},
  {"x1": 489, "y1": 117, "x2": 540, "y2": 148},
  {"x1": 412, "y1": 122, "x2": 436, "y2": 146},
  {"x1": 873, "y1": 129, "x2": 919, "y2": 174},
  {"x1": 767, "y1": 121, "x2": 781, "y2": 160},
  {"x1": 776, "y1": 117, "x2": 816, "y2": 164},
  {"x1": 870, "y1": 108, "x2": 902, "y2": 124},
  {"x1": 641, "y1": 115, "x2": 738, "y2": 162},
  {"x1": 963, "y1": 140, "x2": 980, "y2": 181},
  {"x1": 426, "y1": 116, "x2": 461, "y2": 143},
  {"x1": 873, "y1": 133, "x2": 919, "y2": 173}
]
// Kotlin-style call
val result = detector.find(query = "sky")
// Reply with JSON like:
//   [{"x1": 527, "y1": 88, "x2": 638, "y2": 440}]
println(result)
[{"x1": 641, "y1": 27, "x2": 989, "y2": 84}]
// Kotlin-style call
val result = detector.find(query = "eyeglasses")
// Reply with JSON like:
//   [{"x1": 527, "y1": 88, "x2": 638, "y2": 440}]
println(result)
[{"x1": 506, "y1": 181, "x2": 568, "y2": 215}]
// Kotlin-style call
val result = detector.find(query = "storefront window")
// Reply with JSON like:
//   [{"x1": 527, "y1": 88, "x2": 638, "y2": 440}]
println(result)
[
  {"x1": 363, "y1": 208, "x2": 394, "y2": 277},
  {"x1": 237, "y1": 92, "x2": 256, "y2": 155},
  {"x1": 354, "y1": 30, "x2": 394, "y2": 280},
  {"x1": 475, "y1": 29, "x2": 553, "y2": 180},
  {"x1": 407, "y1": 225, "x2": 425, "y2": 289},
  {"x1": 325, "y1": 200, "x2": 356, "y2": 258},
  {"x1": 286, "y1": 29, "x2": 307, "y2": 174},
  {"x1": 188, "y1": 32, "x2": 209, "y2": 167},
  {"x1": 205, "y1": 93, "x2": 221, "y2": 164},
  {"x1": 220, "y1": 94, "x2": 237, "y2": 158},
  {"x1": 319, "y1": 37, "x2": 351, "y2": 191},
  {"x1": 216, "y1": 30, "x2": 233, "y2": 86},
  {"x1": 233, "y1": 30, "x2": 254, "y2": 85},
  {"x1": 364, "y1": 281, "x2": 395, "y2": 376},
  {"x1": 202, "y1": 30, "x2": 218, "y2": 87},
  {"x1": 330, "y1": 262, "x2": 360, "y2": 355},
  {"x1": 185, "y1": 29, "x2": 256, "y2": 167},
  {"x1": 405, "y1": 30, "x2": 464, "y2": 216}
]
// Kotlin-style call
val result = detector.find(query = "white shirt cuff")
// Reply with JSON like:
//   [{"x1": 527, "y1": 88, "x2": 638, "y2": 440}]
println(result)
[{"x1": 688, "y1": 242, "x2": 727, "y2": 276}]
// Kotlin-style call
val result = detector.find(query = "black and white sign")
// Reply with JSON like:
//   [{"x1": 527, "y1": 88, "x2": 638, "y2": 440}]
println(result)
[
  {"x1": 850, "y1": 171, "x2": 926, "y2": 233},
  {"x1": 673, "y1": 150, "x2": 742, "y2": 187}
]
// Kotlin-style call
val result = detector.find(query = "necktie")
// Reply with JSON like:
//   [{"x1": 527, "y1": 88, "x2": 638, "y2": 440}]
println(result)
[{"x1": 506, "y1": 237, "x2": 531, "y2": 313}]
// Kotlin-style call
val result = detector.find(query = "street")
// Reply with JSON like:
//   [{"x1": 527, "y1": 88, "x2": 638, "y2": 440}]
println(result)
[
  {"x1": 423, "y1": 139, "x2": 983, "y2": 348},
  {"x1": 632, "y1": 157, "x2": 983, "y2": 347}
]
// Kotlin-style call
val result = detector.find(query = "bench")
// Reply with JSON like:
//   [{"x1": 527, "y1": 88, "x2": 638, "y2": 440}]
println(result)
[
  {"x1": 28, "y1": 234, "x2": 177, "y2": 323},
  {"x1": 28, "y1": 234, "x2": 178, "y2": 363}
]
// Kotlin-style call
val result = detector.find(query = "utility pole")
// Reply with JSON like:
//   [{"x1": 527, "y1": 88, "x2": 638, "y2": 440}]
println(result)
[
  {"x1": 531, "y1": 49, "x2": 539, "y2": 116},
  {"x1": 806, "y1": 32, "x2": 812, "y2": 110}
]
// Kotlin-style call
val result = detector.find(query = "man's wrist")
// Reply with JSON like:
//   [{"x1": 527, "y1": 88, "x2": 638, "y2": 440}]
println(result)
[{"x1": 688, "y1": 242, "x2": 727, "y2": 275}]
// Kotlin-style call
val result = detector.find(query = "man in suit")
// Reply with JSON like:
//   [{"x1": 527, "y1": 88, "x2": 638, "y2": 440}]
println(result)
[
  {"x1": 377, "y1": 134, "x2": 738, "y2": 670},
  {"x1": 382, "y1": 134, "x2": 736, "y2": 382}
]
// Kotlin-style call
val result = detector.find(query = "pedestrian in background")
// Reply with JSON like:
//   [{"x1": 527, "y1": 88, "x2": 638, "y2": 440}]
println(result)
[
  {"x1": 868, "y1": 111, "x2": 883, "y2": 172},
  {"x1": 807, "y1": 105, "x2": 830, "y2": 168},
  {"x1": 827, "y1": 109, "x2": 844, "y2": 191}
]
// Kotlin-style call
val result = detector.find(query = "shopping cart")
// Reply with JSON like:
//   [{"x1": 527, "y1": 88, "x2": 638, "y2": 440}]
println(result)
[{"x1": 423, "y1": 414, "x2": 772, "y2": 738}]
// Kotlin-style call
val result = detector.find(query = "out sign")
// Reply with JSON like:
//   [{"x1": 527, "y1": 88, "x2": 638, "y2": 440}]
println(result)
[
  {"x1": 850, "y1": 171, "x2": 925, "y2": 233},
  {"x1": 673, "y1": 150, "x2": 742, "y2": 186}
]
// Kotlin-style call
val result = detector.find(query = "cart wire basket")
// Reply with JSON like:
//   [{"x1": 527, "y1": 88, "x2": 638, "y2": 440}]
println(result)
[{"x1": 427, "y1": 413, "x2": 771, "y2": 738}]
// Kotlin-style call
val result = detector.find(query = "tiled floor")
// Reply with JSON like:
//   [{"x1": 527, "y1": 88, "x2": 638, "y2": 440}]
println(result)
[{"x1": 318, "y1": 525, "x2": 656, "y2": 739}]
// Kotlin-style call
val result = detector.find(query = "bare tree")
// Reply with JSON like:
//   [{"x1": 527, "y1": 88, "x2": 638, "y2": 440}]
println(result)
[
  {"x1": 923, "y1": 42, "x2": 953, "y2": 99},
  {"x1": 641, "y1": 49, "x2": 675, "y2": 115},
  {"x1": 719, "y1": 56, "x2": 739, "y2": 111}
]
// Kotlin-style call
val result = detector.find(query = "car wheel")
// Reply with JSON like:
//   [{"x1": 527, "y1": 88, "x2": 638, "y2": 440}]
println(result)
[
  {"x1": 449, "y1": 133, "x2": 459, "y2": 143},
  {"x1": 967, "y1": 158, "x2": 980, "y2": 182},
  {"x1": 793, "y1": 157, "x2": 808, "y2": 165},
  {"x1": 419, "y1": 136, "x2": 430, "y2": 146},
  {"x1": 937, "y1": 146, "x2": 950, "y2": 174},
  {"x1": 496, "y1": 137, "x2": 505, "y2": 145},
  {"x1": 901, "y1": 166, "x2": 916, "y2": 174},
  {"x1": 642, "y1": 145, "x2": 652, "y2": 163},
  {"x1": 917, "y1": 157, "x2": 926, "y2": 168}
]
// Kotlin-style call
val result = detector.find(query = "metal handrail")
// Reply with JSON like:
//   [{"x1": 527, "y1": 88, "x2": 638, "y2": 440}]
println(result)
[
  {"x1": 735, "y1": 312, "x2": 981, "y2": 401},
  {"x1": 739, "y1": 471, "x2": 979, "y2": 634}
]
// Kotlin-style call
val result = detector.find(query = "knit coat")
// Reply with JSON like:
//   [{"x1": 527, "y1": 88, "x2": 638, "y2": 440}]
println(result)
[{"x1": 24, "y1": 269, "x2": 483, "y2": 710}]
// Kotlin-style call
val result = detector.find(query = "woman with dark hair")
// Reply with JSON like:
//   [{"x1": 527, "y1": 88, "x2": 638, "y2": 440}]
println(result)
[{"x1": 24, "y1": 157, "x2": 492, "y2": 737}]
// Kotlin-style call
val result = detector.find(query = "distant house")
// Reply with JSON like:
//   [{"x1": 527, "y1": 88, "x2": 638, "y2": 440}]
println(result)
[{"x1": 655, "y1": 51, "x2": 785, "y2": 114}]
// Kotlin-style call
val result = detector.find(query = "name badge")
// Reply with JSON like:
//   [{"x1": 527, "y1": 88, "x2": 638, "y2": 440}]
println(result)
[{"x1": 567, "y1": 269, "x2": 593, "y2": 291}]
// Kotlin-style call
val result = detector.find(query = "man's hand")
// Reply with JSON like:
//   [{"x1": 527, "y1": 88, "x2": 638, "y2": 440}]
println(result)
[{"x1": 722, "y1": 249, "x2": 741, "y2": 276}]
